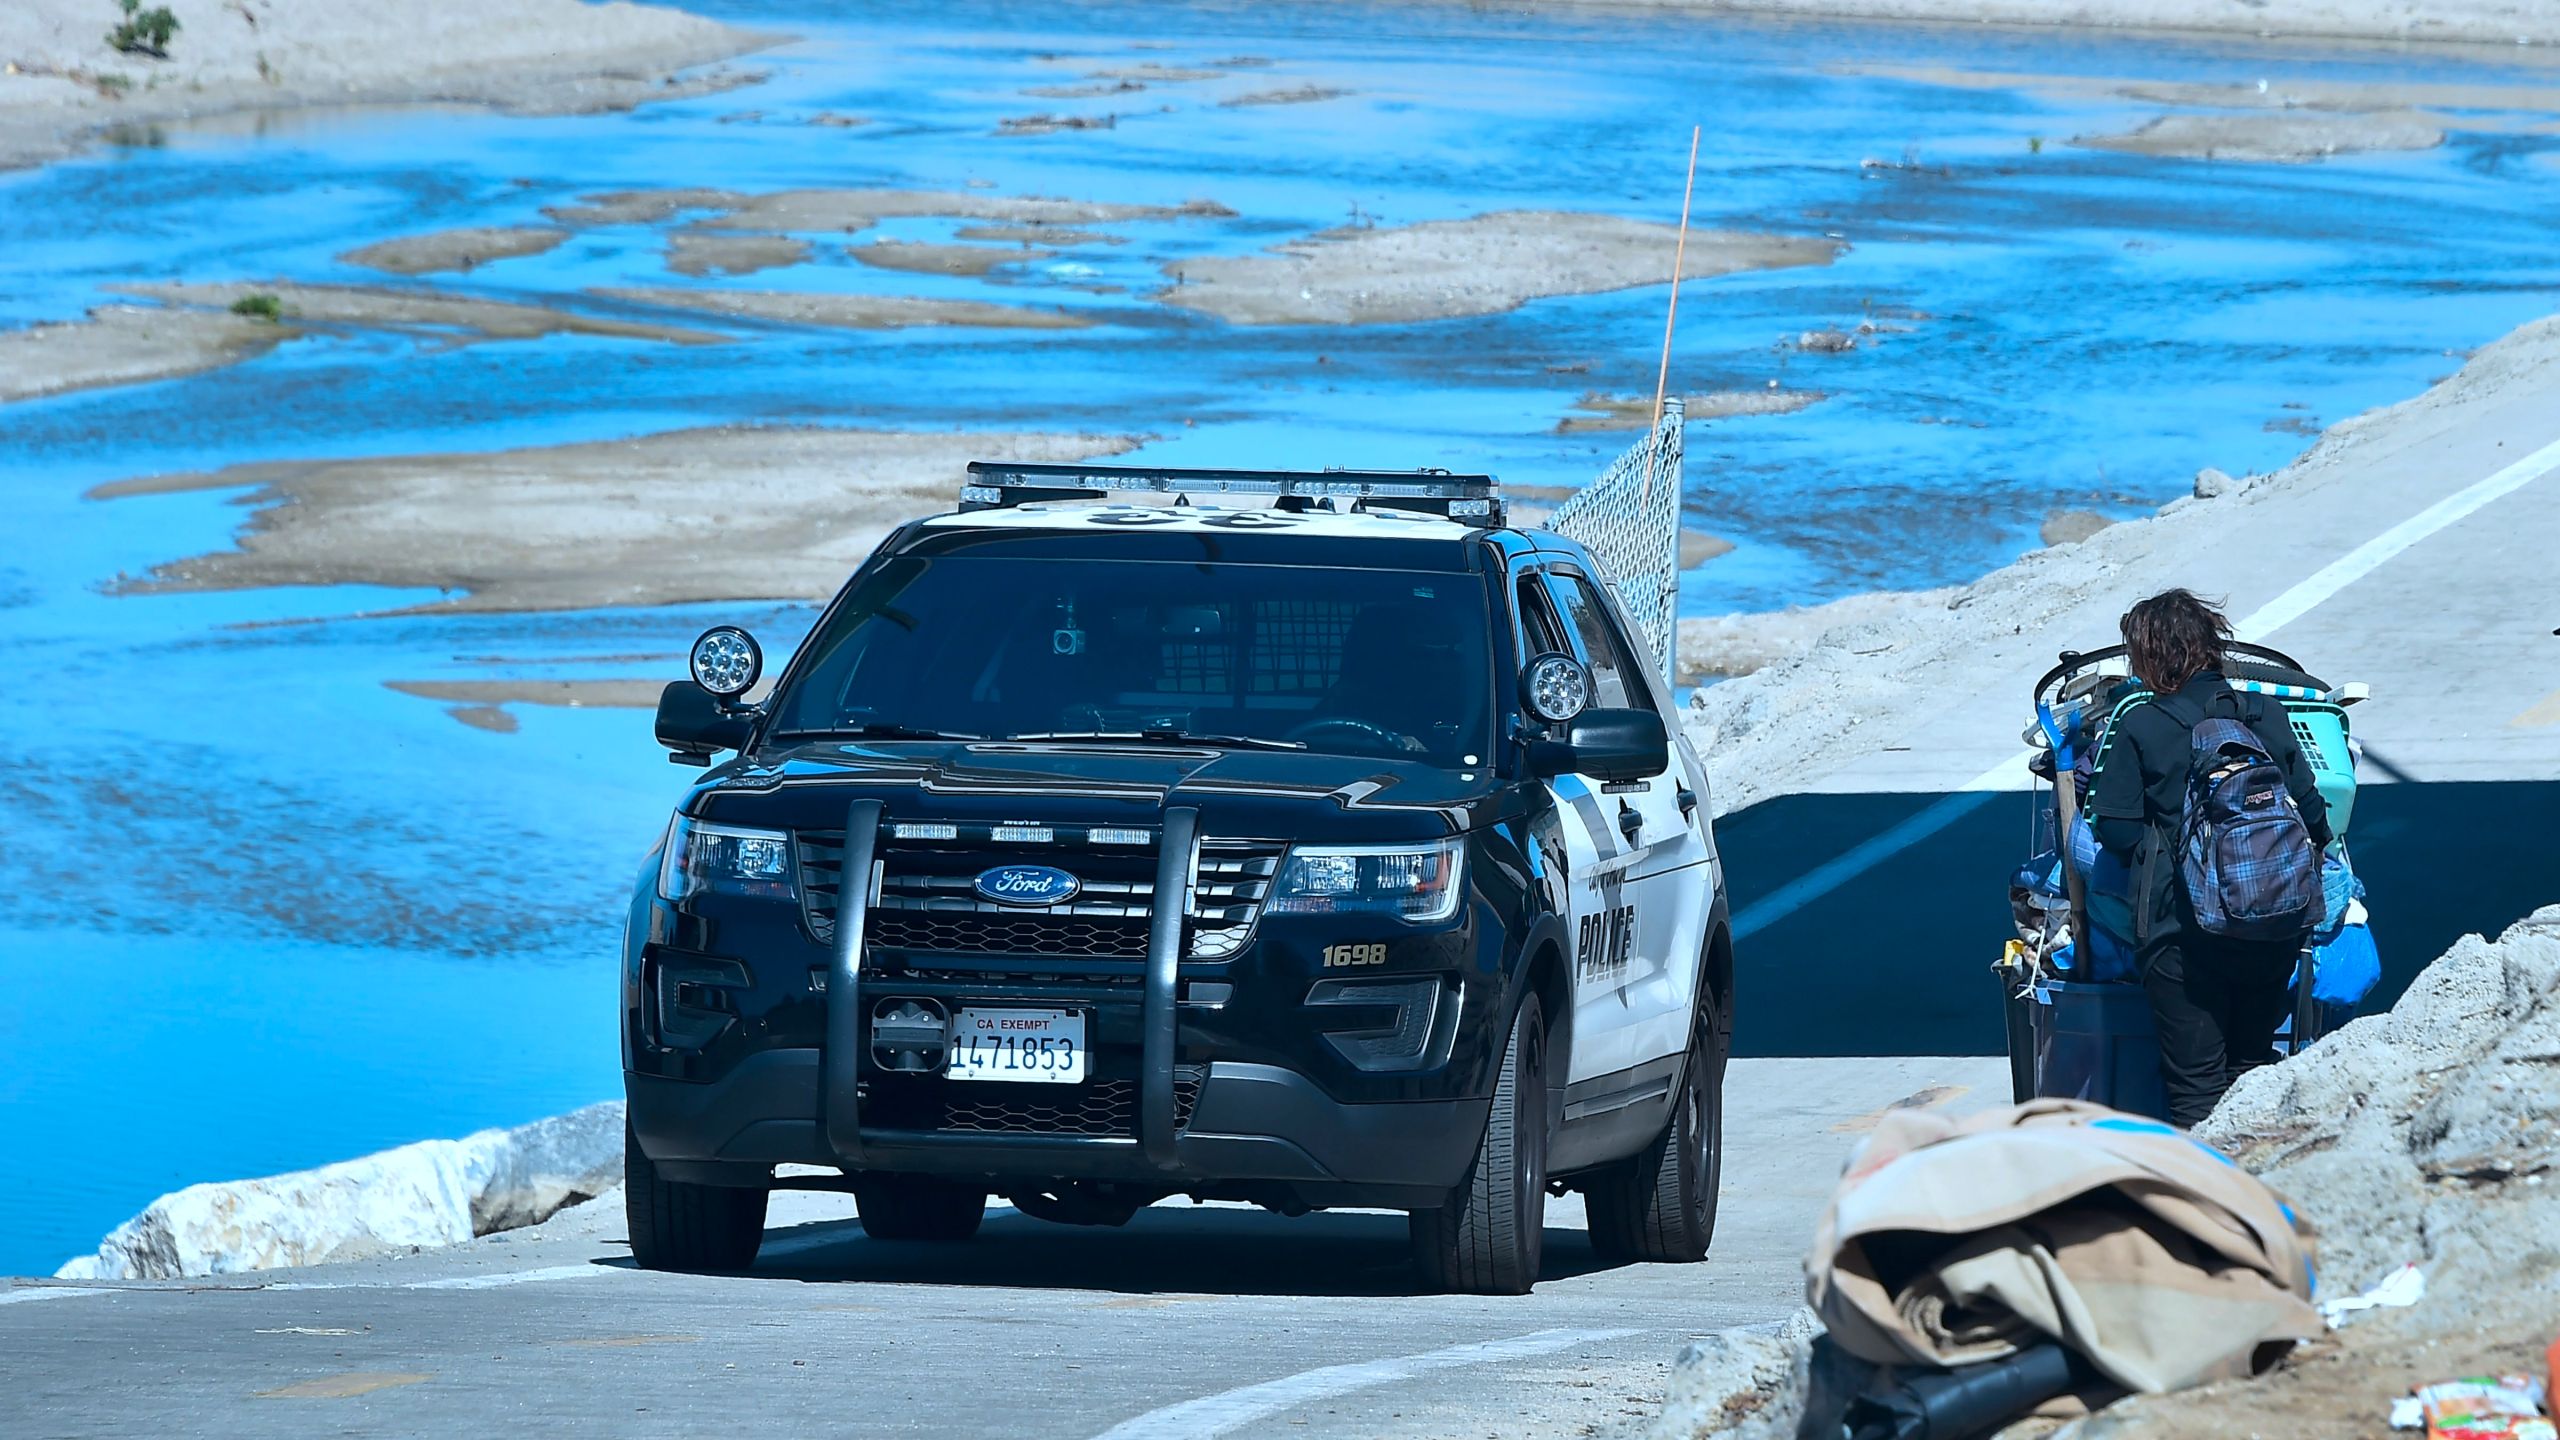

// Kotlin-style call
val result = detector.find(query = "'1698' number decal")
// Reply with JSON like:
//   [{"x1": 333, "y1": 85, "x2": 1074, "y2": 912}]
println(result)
[{"x1": 1322, "y1": 943, "x2": 1387, "y2": 968}]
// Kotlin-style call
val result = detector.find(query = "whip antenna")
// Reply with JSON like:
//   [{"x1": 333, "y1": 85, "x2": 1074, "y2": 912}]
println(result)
[{"x1": 1651, "y1": 125, "x2": 1702, "y2": 430}]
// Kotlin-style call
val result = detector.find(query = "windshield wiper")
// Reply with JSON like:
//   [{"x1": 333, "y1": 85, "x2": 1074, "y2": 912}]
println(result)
[{"x1": 1007, "y1": 729, "x2": 1306, "y2": 751}]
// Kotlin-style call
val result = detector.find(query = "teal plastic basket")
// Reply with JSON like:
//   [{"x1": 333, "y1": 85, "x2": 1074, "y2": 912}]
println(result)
[{"x1": 2282, "y1": 702, "x2": 2356, "y2": 838}]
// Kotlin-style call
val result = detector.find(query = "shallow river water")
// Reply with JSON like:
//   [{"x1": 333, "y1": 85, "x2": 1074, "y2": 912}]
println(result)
[{"x1": 1, "y1": 0, "x2": 2556, "y2": 1273}]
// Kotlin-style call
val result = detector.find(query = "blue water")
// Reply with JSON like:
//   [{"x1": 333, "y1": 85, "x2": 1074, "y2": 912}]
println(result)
[{"x1": 2, "y1": 0, "x2": 2556, "y2": 1275}]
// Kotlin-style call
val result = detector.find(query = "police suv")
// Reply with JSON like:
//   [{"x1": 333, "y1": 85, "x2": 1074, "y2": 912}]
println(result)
[{"x1": 625, "y1": 464, "x2": 1731, "y2": 1294}]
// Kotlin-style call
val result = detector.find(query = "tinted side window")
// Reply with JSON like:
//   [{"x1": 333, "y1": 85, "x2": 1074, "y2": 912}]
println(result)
[
  {"x1": 1553, "y1": 575, "x2": 1656, "y2": 714},
  {"x1": 1516, "y1": 574, "x2": 1570, "y2": 658}
]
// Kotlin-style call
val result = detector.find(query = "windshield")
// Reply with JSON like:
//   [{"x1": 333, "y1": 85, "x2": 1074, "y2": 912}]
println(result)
[{"x1": 771, "y1": 554, "x2": 1495, "y2": 766}]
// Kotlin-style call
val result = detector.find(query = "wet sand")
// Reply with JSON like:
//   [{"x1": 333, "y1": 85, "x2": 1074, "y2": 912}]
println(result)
[
  {"x1": 113, "y1": 281, "x2": 731, "y2": 345},
  {"x1": 696, "y1": 189, "x2": 1235, "y2": 233},
  {"x1": 0, "y1": 0, "x2": 779, "y2": 172},
  {"x1": 340, "y1": 227, "x2": 569, "y2": 276},
  {"x1": 1556, "y1": 388, "x2": 1827, "y2": 433},
  {"x1": 385, "y1": 679, "x2": 666, "y2": 732},
  {"x1": 2084, "y1": 110, "x2": 2445, "y2": 161},
  {"x1": 543, "y1": 188, "x2": 746, "y2": 227},
  {"x1": 594, "y1": 286, "x2": 1096, "y2": 331},
  {"x1": 665, "y1": 232, "x2": 811, "y2": 278},
  {"x1": 953, "y1": 224, "x2": 1125, "y2": 246},
  {"x1": 91, "y1": 426, "x2": 1142, "y2": 614},
  {"x1": 0, "y1": 305, "x2": 292, "y2": 404},
  {"x1": 1157, "y1": 211, "x2": 1840, "y2": 326},
  {"x1": 1222, "y1": 86, "x2": 1352, "y2": 108},
  {"x1": 851, "y1": 240, "x2": 1053, "y2": 276}
]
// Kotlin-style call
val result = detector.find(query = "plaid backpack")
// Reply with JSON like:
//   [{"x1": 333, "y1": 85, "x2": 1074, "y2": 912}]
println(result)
[{"x1": 2166, "y1": 691, "x2": 2322, "y2": 941}]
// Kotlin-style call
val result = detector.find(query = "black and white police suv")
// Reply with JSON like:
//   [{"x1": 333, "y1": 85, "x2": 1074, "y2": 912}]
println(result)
[{"x1": 623, "y1": 463, "x2": 1731, "y2": 1294}]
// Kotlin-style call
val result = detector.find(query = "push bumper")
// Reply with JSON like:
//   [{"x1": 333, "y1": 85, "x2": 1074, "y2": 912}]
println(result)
[{"x1": 626, "y1": 1050, "x2": 1487, "y2": 1205}]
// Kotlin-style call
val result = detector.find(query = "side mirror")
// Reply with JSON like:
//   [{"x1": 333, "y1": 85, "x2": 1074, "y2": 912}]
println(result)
[
  {"x1": 1529, "y1": 707, "x2": 1669, "y2": 782},
  {"x1": 657, "y1": 681, "x2": 753, "y2": 764}
]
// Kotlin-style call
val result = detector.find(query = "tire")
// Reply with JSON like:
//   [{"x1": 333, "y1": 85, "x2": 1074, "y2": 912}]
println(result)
[
  {"x1": 625, "y1": 1121, "x2": 768, "y2": 1272},
  {"x1": 854, "y1": 1174, "x2": 988, "y2": 1242},
  {"x1": 1586, "y1": 1000, "x2": 1723, "y2": 1265},
  {"x1": 1409, "y1": 993, "x2": 1549, "y2": 1295}
]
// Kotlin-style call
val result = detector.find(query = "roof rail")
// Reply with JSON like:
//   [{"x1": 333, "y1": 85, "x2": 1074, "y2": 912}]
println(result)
[{"x1": 961, "y1": 462, "x2": 1505, "y2": 526}]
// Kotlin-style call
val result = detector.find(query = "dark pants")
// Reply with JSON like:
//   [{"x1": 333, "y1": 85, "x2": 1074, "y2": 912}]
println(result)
[{"x1": 2139, "y1": 924, "x2": 2302, "y2": 1129}]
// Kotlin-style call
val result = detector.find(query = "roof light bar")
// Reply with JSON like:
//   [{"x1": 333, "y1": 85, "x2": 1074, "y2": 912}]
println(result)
[{"x1": 960, "y1": 462, "x2": 1505, "y2": 525}]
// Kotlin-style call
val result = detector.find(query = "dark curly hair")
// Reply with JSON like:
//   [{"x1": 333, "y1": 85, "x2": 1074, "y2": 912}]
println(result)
[{"x1": 2121, "y1": 588, "x2": 2231, "y2": 693}]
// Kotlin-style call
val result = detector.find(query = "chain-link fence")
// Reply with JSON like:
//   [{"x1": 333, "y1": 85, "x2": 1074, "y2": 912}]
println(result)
[{"x1": 1544, "y1": 395, "x2": 1684, "y2": 687}]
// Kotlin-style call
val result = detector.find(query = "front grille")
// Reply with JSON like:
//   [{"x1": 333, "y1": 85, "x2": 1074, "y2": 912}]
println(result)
[
  {"x1": 869, "y1": 911, "x2": 1149, "y2": 959},
  {"x1": 797, "y1": 831, "x2": 1283, "y2": 962},
  {"x1": 865, "y1": 1074, "x2": 1204, "y2": 1137}
]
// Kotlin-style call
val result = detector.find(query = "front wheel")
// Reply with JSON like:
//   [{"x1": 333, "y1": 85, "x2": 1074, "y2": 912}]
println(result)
[
  {"x1": 854, "y1": 1174, "x2": 988, "y2": 1242},
  {"x1": 1409, "y1": 993, "x2": 1550, "y2": 1295},
  {"x1": 1586, "y1": 1000, "x2": 1723, "y2": 1265},
  {"x1": 625, "y1": 1122, "x2": 768, "y2": 1272}
]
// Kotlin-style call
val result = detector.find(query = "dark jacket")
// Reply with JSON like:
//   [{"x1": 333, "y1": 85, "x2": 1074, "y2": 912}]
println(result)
[{"x1": 2090, "y1": 671, "x2": 2332, "y2": 940}]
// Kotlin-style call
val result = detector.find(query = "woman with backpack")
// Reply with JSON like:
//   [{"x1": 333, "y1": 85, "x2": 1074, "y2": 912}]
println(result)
[{"x1": 2090, "y1": 589, "x2": 2333, "y2": 1128}]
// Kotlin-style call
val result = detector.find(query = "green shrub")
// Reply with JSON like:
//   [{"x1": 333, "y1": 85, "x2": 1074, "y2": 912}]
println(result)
[
  {"x1": 106, "y1": 0, "x2": 180, "y2": 59},
  {"x1": 229, "y1": 293, "x2": 285, "y2": 323}
]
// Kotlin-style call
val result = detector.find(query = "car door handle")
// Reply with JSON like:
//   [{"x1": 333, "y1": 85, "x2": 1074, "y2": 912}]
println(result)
[
  {"x1": 1677, "y1": 786, "x2": 1698, "y2": 821},
  {"x1": 1618, "y1": 801, "x2": 1643, "y2": 842}
]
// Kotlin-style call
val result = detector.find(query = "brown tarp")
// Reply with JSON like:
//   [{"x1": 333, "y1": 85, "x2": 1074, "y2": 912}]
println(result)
[{"x1": 1807, "y1": 1099, "x2": 2320, "y2": 1395}]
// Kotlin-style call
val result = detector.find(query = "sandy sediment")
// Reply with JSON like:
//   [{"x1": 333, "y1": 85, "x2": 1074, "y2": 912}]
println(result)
[
  {"x1": 665, "y1": 232, "x2": 811, "y2": 278},
  {"x1": 385, "y1": 678, "x2": 667, "y2": 732},
  {"x1": 1156, "y1": 212, "x2": 1840, "y2": 326},
  {"x1": 543, "y1": 188, "x2": 747, "y2": 227},
  {"x1": 113, "y1": 280, "x2": 730, "y2": 345},
  {"x1": 2083, "y1": 109, "x2": 2445, "y2": 162},
  {"x1": 1221, "y1": 86, "x2": 1351, "y2": 108},
  {"x1": 339, "y1": 226, "x2": 570, "y2": 276},
  {"x1": 851, "y1": 240, "x2": 1052, "y2": 277},
  {"x1": 0, "y1": 0, "x2": 780, "y2": 172},
  {"x1": 694, "y1": 190, "x2": 1235, "y2": 234},
  {"x1": 1557, "y1": 388, "x2": 1827, "y2": 433},
  {"x1": 953, "y1": 224, "x2": 1125, "y2": 246},
  {"x1": 594, "y1": 286, "x2": 1096, "y2": 332},
  {"x1": 90, "y1": 425, "x2": 1142, "y2": 614},
  {"x1": 1523, "y1": 0, "x2": 2560, "y2": 45},
  {"x1": 0, "y1": 303, "x2": 292, "y2": 404}
]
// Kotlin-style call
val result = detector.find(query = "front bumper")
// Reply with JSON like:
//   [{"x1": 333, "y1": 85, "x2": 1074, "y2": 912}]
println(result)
[{"x1": 627, "y1": 1051, "x2": 1487, "y2": 1208}]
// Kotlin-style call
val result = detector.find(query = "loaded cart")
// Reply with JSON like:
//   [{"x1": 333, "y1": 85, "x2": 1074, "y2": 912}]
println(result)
[{"x1": 1997, "y1": 642, "x2": 2370, "y2": 1116}]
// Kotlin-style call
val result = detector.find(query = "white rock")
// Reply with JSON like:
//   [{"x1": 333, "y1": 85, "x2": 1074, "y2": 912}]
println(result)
[
  {"x1": 2193, "y1": 466, "x2": 2237, "y2": 499},
  {"x1": 57, "y1": 1101, "x2": 623, "y2": 1280},
  {"x1": 1645, "y1": 1308, "x2": 1823, "y2": 1440}
]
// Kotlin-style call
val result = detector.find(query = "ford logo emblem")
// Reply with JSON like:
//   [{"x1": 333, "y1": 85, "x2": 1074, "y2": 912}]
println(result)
[{"x1": 974, "y1": 864, "x2": 1080, "y2": 908}]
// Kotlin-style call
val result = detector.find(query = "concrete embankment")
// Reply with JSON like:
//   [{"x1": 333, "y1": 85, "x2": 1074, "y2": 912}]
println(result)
[{"x1": 54, "y1": 1104, "x2": 623, "y2": 1280}]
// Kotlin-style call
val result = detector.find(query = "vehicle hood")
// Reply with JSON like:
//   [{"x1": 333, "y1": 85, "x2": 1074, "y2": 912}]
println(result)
[{"x1": 686, "y1": 739, "x2": 1512, "y2": 842}]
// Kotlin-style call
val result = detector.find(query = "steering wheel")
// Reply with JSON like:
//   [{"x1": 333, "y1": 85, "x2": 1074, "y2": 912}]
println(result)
[{"x1": 1284, "y1": 717, "x2": 1413, "y2": 753}]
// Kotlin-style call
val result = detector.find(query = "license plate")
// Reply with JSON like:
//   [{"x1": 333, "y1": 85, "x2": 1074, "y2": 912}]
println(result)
[{"x1": 945, "y1": 1008, "x2": 1087, "y2": 1084}]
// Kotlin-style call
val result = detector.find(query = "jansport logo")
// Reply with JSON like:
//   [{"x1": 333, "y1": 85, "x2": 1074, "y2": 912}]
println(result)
[{"x1": 974, "y1": 864, "x2": 1081, "y2": 907}]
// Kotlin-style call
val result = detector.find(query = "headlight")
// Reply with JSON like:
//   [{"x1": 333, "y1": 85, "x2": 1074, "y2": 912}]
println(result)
[
  {"x1": 659, "y1": 815, "x2": 795, "y2": 902},
  {"x1": 1271, "y1": 840, "x2": 1464, "y2": 922}
]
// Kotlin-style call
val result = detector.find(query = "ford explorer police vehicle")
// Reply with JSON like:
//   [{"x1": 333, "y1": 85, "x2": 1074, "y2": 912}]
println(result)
[{"x1": 624, "y1": 463, "x2": 1731, "y2": 1294}]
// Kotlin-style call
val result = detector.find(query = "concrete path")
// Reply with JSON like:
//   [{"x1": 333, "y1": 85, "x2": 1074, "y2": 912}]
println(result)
[{"x1": 0, "y1": 1056, "x2": 2004, "y2": 1440}]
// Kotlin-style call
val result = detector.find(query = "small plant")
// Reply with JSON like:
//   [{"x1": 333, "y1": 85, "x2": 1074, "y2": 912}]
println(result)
[
  {"x1": 2028, "y1": 135, "x2": 2045, "y2": 155},
  {"x1": 106, "y1": 0, "x2": 181, "y2": 59},
  {"x1": 229, "y1": 293, "x2": 285, "y2": 323},
  {"x1": 91, "y1": 70, "x2": 133, "y2": 96}
]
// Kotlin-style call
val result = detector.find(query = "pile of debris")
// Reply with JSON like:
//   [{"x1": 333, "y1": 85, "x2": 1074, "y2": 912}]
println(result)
[{"x1": 1640, "y1": 904, "x2": 2560, "y2": 1440}]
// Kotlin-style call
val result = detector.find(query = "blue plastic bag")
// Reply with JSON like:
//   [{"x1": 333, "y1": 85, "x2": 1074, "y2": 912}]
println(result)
[{"x1": 2312, "y1": 922, "x2": 2381, "y2": 1009}]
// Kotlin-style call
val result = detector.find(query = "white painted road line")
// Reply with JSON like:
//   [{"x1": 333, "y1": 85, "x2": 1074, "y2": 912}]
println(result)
[
  {"x1": 1729, "y1": 430, "x2": 2560, "y2": 941},
  {"x1": 1088, "y1": 1326, "x2": 1641, "y2": 1440}
]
